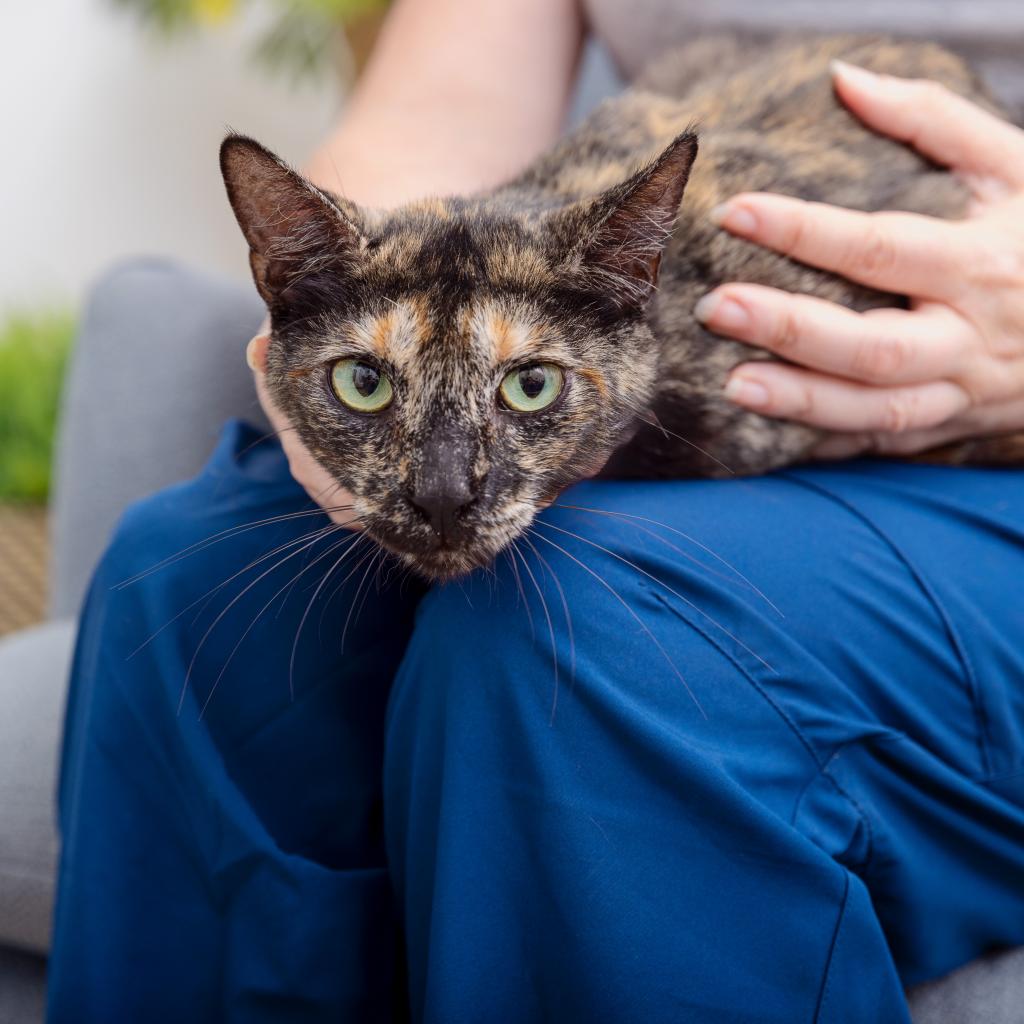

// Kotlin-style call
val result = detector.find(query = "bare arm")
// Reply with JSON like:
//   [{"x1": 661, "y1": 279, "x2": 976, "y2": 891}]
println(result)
[{"x1": 304, "y1": 0, "x2": 585, "y2": 205}]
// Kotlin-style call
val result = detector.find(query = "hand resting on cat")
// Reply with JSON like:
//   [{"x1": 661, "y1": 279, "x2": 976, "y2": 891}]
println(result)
[{"x1": 700, "y1": 61, "x2": 1024, "y2": 461}]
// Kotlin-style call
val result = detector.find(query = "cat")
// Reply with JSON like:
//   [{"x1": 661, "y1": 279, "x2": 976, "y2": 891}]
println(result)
[{"x1": 221, "y1": 33, "x2": 1022, "y2": 581}]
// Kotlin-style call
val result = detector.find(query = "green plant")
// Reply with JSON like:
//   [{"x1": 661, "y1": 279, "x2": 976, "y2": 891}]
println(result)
[
  {"x1": 113, "y1": 0, "x2": 391, "y2": 81},
  {"x1": 0, "y1": 311, "x2": 75, "y2": 503}
]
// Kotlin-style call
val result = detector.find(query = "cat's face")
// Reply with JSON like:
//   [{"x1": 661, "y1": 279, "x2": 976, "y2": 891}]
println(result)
[{"x1": 221, "y1": 133, "x2": 696, "y2": 578}]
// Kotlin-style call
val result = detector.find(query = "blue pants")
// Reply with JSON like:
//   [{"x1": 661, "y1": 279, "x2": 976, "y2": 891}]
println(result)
[{"x1": 48, "y1": 421, "x2": 1024, "y2": 1023}]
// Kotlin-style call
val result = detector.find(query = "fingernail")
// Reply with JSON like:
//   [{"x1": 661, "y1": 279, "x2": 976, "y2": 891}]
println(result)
[
  {"x1": 724, "y1": 374, "x2": 771, "y2": 408},
  {"x1": 709, "y1": 201, "x2": 758, "y2": 236},
  {"x1": 694, "y1": 293, "x2": 749, "y2": 332},
  {"x1": 830, "y1": 60, "x2": 879, "y2": 89},
  {"x1": 246, "y1": 335, "x2": 268, "y2": 372}
]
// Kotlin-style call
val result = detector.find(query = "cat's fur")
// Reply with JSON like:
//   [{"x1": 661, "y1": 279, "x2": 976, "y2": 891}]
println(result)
[{"x1": 221, "y1": 34, "x2": 1022, "y2": 579}]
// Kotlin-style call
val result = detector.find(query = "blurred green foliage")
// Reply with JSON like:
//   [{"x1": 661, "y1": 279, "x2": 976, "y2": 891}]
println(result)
[
  {"x1": 113, "y1": 0, "x2": 391, "y2": 81},
  {"x1": 0, "y1": 311, "x2": 75, "y2": 503}
]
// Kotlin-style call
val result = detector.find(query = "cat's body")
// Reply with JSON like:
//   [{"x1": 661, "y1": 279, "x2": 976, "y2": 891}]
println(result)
[
  {"x1": 221, "y1": 34, "x2": 1022, "y2": 579},
  {"x1": 501, "y1": 33, "x2": 1005, "y2": 476}
]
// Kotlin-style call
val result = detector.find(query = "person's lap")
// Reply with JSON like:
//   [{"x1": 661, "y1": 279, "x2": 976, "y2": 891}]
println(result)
[
  {"x1": 387, "y1": 459, "x2": 1024, "y2": 1022},
  {"x1": 47, "y1": 420, "x2": 1024, "y2": 1023}
]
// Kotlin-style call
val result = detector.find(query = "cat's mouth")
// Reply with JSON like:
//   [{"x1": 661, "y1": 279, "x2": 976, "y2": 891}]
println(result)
[
  {"x1": 361, "y1": 503, "x2": 537, "y2": 581},
  {"x1": 402, "y1": 544, "x2": 493, "y2": 581},
  {"x1": 370, "y1": 530, "x2": 503, "y2": 581}
]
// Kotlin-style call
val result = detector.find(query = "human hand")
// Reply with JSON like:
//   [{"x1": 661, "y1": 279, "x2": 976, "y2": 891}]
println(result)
[
  {"x1": 694, "y1": 61, "x2": 1024, "y2": 458},
  {"x1": 247, "y1": 324, "x2": 360, "y2": 528}
]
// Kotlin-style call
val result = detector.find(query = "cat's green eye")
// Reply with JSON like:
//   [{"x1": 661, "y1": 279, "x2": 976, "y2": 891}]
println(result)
[
  {"x1": 330, "y1": 358, "x2": 394, "y2": 413},
  {"x1": 499, "y1": 363, "x2": 564, "y2": 413}
]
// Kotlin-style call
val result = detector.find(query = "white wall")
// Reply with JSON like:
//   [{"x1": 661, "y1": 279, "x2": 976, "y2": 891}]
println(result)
[{"x1": 0, "y1": 0, "x2": 343, "y2": 311}]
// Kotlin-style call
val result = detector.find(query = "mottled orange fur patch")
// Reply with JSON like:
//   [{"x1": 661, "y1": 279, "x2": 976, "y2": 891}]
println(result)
[
  {"x1": 490, "y1": 315, "x2": 514, "y2": 362},
  {"x1": 371, "y1": 311, "x2": 394, "y2": 356},
  {"x1": 489, "y1": 309, "x2": 536, "y2": 363},
  {"x1": 577, "y1": 366, "x2": 609, "y2": 398},
  {"x1": 346, "y1": 300, "x2": 430, "y2": 365},
  {"x1": 465, "y1": 299, "x2": 543, "y2": 365}
]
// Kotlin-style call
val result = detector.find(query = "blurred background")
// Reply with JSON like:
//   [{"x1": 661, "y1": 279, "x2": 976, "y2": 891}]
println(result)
[{"x1": 0, "y1": 0, "x2": 389, "y2": 636}]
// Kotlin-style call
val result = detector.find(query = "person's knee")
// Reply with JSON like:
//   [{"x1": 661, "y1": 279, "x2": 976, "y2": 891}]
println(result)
[
  {"x1": 385, "y1": 480, "x2": 814, "y2": 790},
  {"x1": 388, "y1": 510, "x2": 710, "y2": 751}
]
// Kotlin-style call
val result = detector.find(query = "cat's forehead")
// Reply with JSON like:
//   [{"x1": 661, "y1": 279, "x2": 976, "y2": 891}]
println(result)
[
  {"x1": 325, "y1": 202, "x2": 578, "y2": 371},
  {"x1": 341, "y1": 293, "x2": 556, "y2": 370},
  {"x1": 361, "y1": 199, "x2": 557, "y2": 293}
]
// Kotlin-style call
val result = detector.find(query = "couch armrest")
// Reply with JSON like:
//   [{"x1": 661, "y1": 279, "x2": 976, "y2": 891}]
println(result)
[{"x1": 0, "y1": 619, "x2": 76, "y2": 955}]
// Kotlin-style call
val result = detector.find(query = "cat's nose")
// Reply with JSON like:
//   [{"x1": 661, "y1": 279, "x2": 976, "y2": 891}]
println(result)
[
  {"x1": 409, "y1": 482, "x2": 475, "y2": 542},
  {"x1": 411, "y1": 423, "x2": 478, "y2": 542}
]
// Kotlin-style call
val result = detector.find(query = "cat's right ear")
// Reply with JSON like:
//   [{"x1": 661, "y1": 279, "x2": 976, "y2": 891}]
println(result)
[{"x1": 220, "y1": 134, "x2": 364, "y2": 304}]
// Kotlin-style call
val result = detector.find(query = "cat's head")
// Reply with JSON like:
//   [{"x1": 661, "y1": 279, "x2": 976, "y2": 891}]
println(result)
[{"x1": 220, "y1": 131, "x2": 697, "y2": 579}]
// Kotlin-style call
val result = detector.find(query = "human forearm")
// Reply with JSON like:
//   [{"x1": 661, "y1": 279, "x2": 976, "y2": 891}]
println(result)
[{"x1": 304, "y1": 0, "x2": 584, "y2": 207}]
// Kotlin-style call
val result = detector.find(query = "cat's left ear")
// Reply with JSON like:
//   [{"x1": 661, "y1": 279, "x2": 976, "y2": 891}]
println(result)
[{"x1": 562, "y1": 130, "x2": 698, "y2": 311}]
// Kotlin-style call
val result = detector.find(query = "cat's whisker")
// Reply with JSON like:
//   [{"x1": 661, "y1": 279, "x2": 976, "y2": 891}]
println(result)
[
  {"x1": 529, "y1": 528, "x2": 707, "y2": 719},
  {"x1": 233, "y1": 424, "x2": 299, "y2": 461},
  {"x1": 549, "y1": 503, "x2": 782, "y2": 617},
  {"x1": 455, "y1": 576, "x2": 475, "y2": 610},
  {"x1": 201, "y1": 531, "x2": 358, "y2": 717},
  {"x1": 524, "y1": 491, "x2": 743, "y2": 590},
  {"x1": 619, "y1": 399, "x2": 735, "y2": 476},
  {"x1": 505, "y1": 545, "x2": 535, "y2": 642},
  {"x1": 534, "y1": 520, "x2": 775, "y2": 675},
  {"x1": 311, "y1": 477, "x2": 348, "y2": 505},
  {"x1": 179, "y1": 524, "x2": 347, "y2": 714},
  {"x1": 317, "y1": 538, "x2": 372, "y2": 644},
  {"x1": 187, "y1": 523, "x2": 335, "y2": 631},
  {"x1": 351, "y1": 547, "x2": 387, "y2": 634},
  {"x1": 287, "y1": 532, "x2": 367, "y2": 699},
  {"x1": 340, "y1": 543, "x2": 388, "y2": 655},
  {"x1": 511, "y1": 540, "x2": 561, "y2": 724},
  {"x1": 316, "y1": 534, "x2": 372, "y2": 636},
  {"x1": 275, "y1": 526, "x2": 344, "y2": 618},
  {"x1": 115, "y1": 504, "x2": 355, "y2": 589},
  {"x1": 521, "y1": 535, "x2": 577, "y2": 694},
  {"x1": 127, "y1": 522, "x2": 341, "y2": 660},
  {"x1": 377, "y1": 550, "x2": 405, "y2": 591},
  {"x1": 313, "y1": 536, "x2": 376, "y2": 642},
  {"x1": 397, "y1": 564, "x2": 418, "y2": 600}
]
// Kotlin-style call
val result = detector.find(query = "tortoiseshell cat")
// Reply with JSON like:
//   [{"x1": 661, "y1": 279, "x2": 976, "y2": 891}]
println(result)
[{"x1": 221, "y1": 34, "x2": 1022, "y2": 580}]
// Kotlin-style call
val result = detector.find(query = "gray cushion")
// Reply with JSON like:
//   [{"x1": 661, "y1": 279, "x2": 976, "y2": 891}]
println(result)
[
  {"x1": 908, "y1": 947, "x2": 1024, "y2": 1023},
  {"x1": 48, "y1": 258, "x2": 265, "y2": 619},
  {"x1": 0, "y1": 946, "x2": 46, "y2": 1024},
  {"x1": 0, "y1": 619, "x2": 75, "y2": 955}
]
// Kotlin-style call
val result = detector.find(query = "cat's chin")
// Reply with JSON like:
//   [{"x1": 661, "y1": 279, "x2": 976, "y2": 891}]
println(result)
[
  {"x1": 394, "y1": 538, "x2": 507, "y2": 581},
  {"x1": 367, "y1": 530, "x2": 507, "y2": 582}
]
